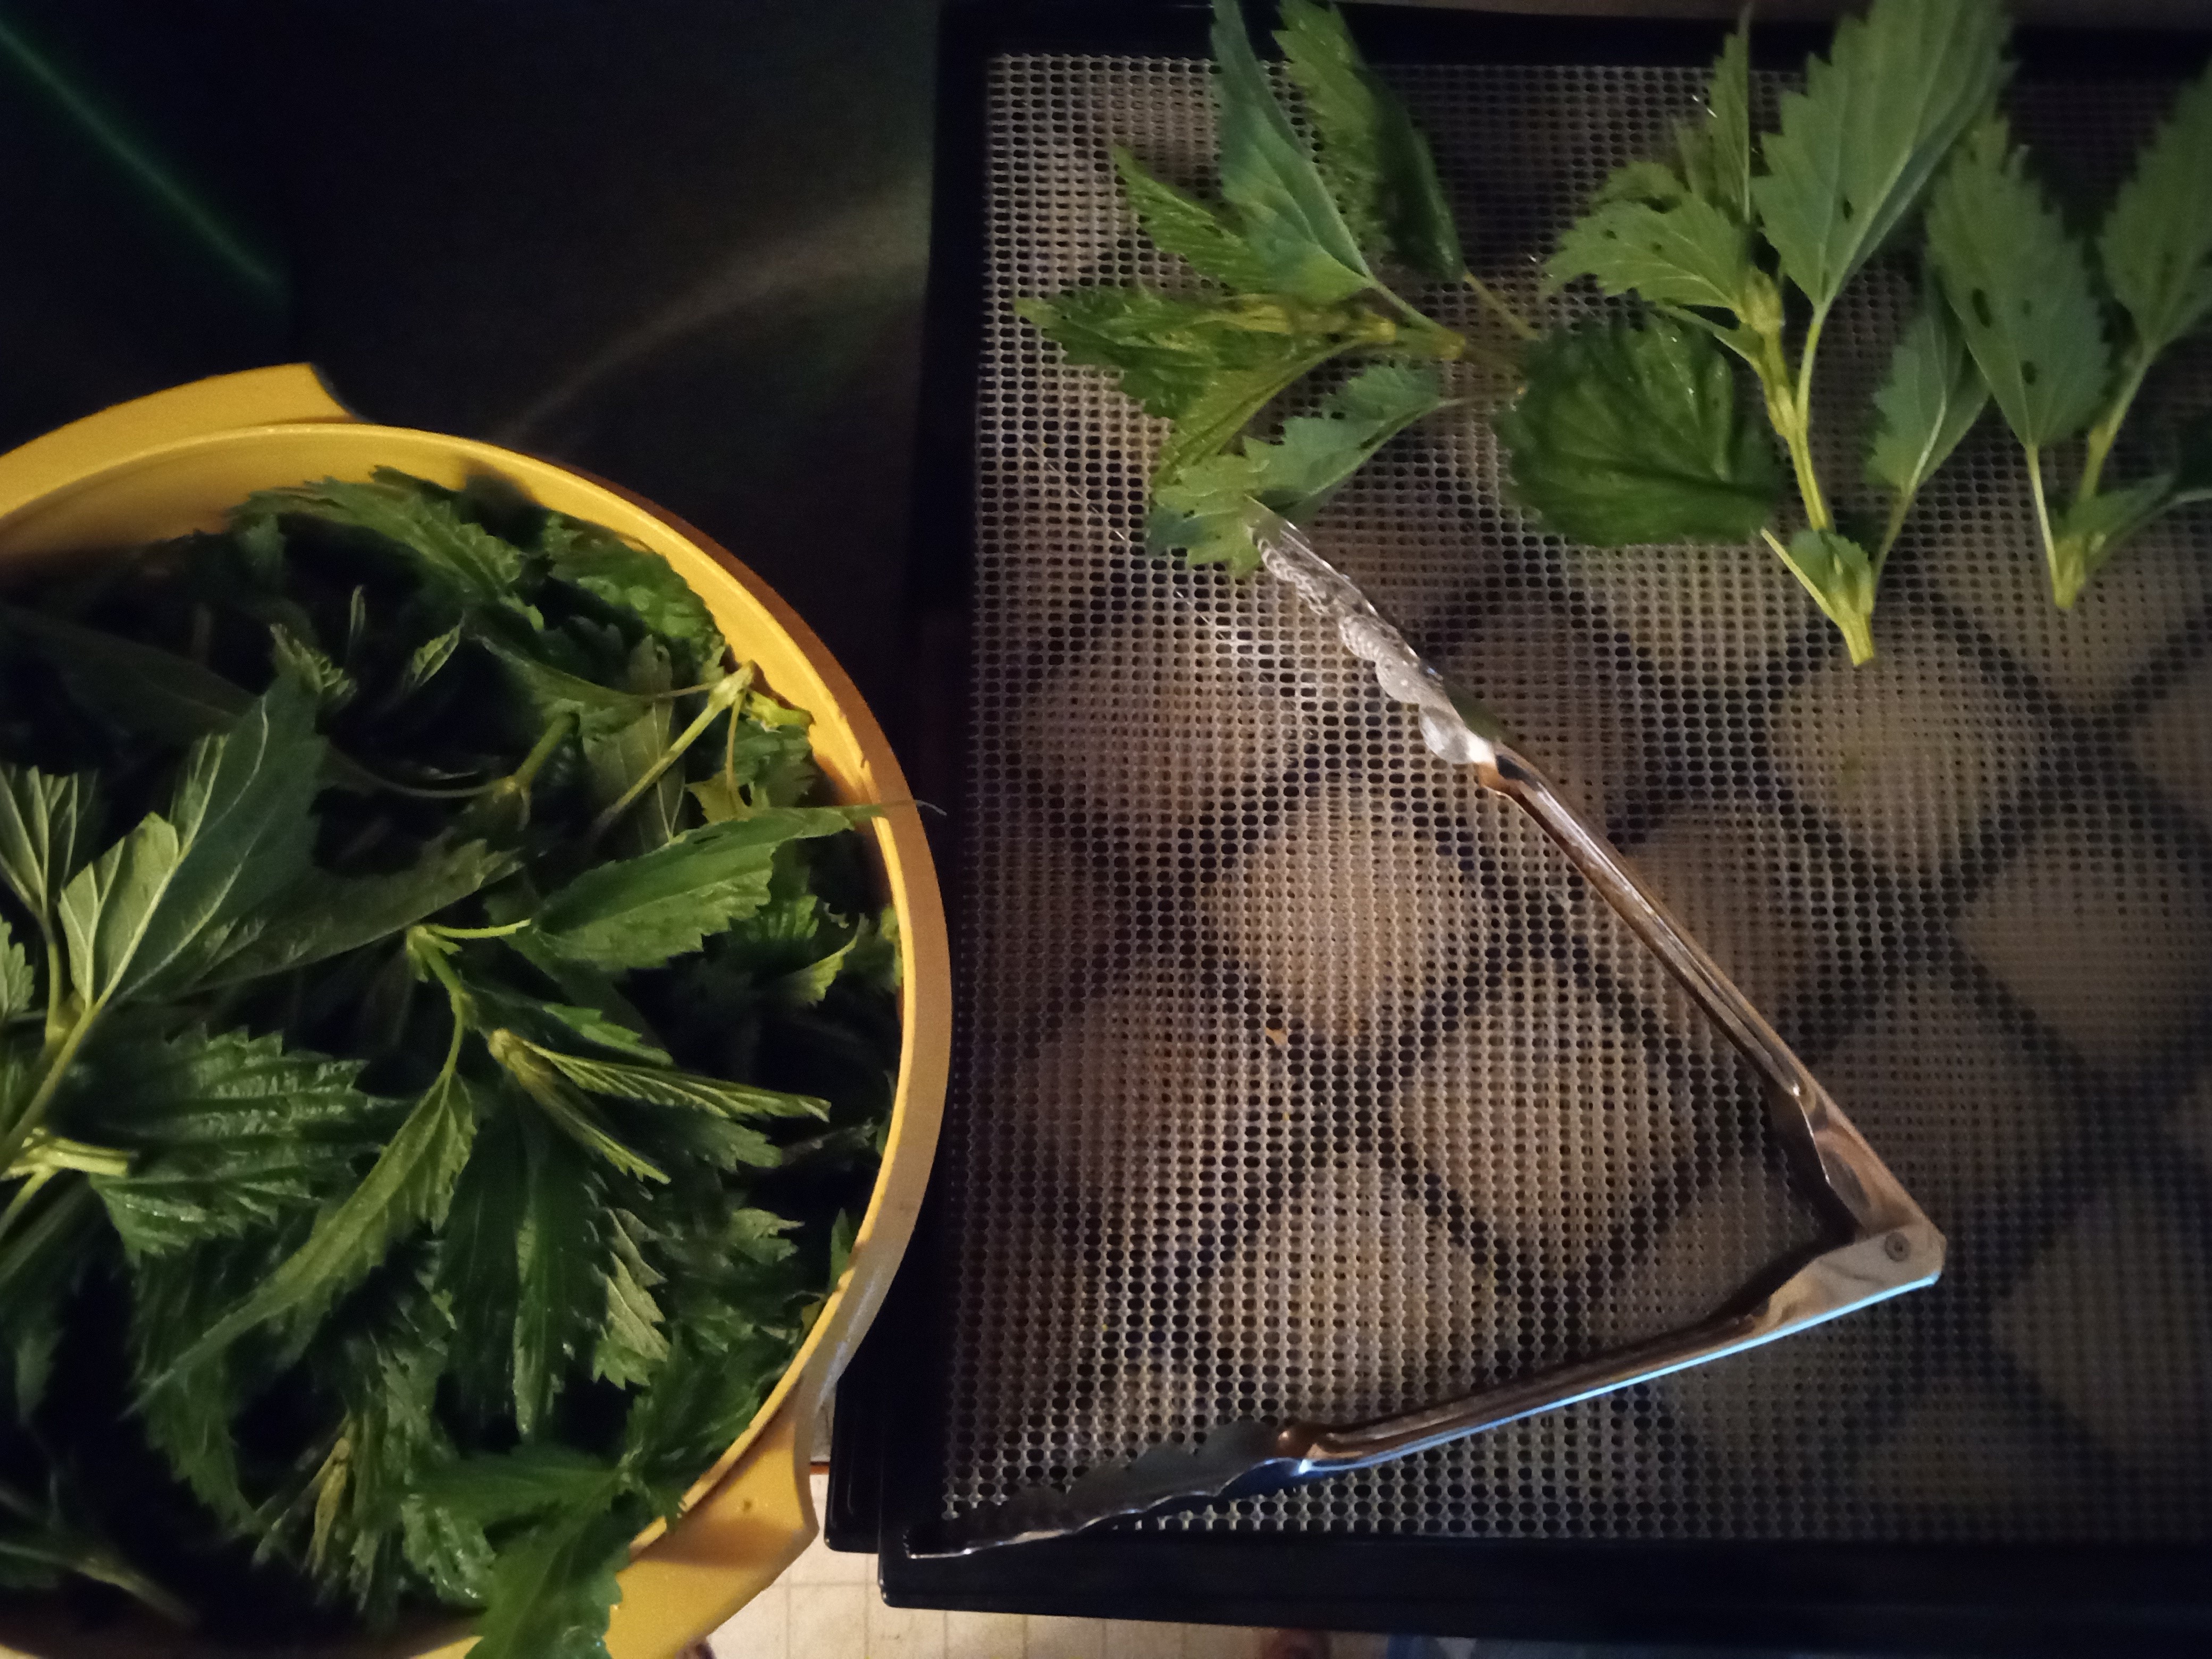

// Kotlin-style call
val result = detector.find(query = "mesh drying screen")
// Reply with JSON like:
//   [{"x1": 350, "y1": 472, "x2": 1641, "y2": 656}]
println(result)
[{"x1": 938, "y1": 52, "x2": 2212, "y2": 1542}]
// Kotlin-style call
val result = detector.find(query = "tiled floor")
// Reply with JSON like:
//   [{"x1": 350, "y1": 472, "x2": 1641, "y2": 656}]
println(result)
[{"x1": 708, "y1": 1478, "x2": 1386, "y2": 1659}]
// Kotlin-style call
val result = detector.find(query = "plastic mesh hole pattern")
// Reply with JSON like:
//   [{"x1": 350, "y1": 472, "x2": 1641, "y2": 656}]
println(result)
[{"x1": 937, "y1": 54, "x2": 2212, "y2": 1542}]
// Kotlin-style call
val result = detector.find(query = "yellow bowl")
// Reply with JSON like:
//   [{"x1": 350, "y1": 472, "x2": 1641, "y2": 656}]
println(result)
[{"x1": 0, "y1": 366, "x2": 950, "y2": 1659}]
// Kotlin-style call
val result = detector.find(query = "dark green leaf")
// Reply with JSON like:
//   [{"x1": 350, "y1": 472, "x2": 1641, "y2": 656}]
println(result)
[
  {"x1": 183, "y1": 839, "x2": 522, "y2": 991},
  {"x1": 414, "y1": 1444, "x2": 616, "y2": 1533},
  {"x1": 436, "y1": 1110, "x2": 526, "y2": 1424},
  {"x1": 531, "y1": 1045, "x2": 826, "y2": 1124},
  {"x1": 477, "y1": 634, "x2": 650, "y2": 742},
  {"x1": 1866, "y1": 295, "x2": 1989, "y2": 502},
  {"x1": 2098, "y1": 63, "x2": 2212, "y2": 358},
  {"x1": 161, "y1": 1066, "x2": 479, "y2": 1375},
  {"x1": 1, "y1": 608, "x2": 251, "y2": 743},
  {"x1": 0, "y1": 1183, "x2": 99, "y2": 1425},
  {"x1": 73, "y1": 1027, "x2": 395, "y2": 1255},
  {"x1": 248, "y1": 475, "x2": 525, "y2": 615},
  {"x1": 533, "y1": 807, "x2": 869, "y2": 972},
  {"x1": 584, "y1": 640, "x2": 681, "y2": 857},
  {"x1": 492, "y1": 1037, "x2": 668, "y2": 1185},
  {"x1": 1926, "y1": 119, "x2": 2112, "y2": 448},
  {"x1": 1752, "y1": 0, "x2": 2009, "y2": 312},
  {"x1": 465, "y1": 1492, "x2": 638, "y2": 1659},
  {"x1": 512, "y1": 1113, "x2": 611, "y2": 1438},
  {"x1": 593, "y1": 1209, "x2": 668, "y2": 1389},
  {"x1": 58, "y1": 677, "x2": 324, "y2": 1007},
  {"x1": 1493, "y1": 316, "x2": 1782, "y2": 546},
  {"x1": 1275, "y1": 0, "x2": 1464, "y2": 281},
  {"x1": 400, "y1": 1497, "x2": 493, "y2": 1609},
  {"x1": 1209, "y1": 0, "x2": 1375, "y2": 304},
  {"x1": 539, "y1": 515, "x2": 726, "y2": 675}
]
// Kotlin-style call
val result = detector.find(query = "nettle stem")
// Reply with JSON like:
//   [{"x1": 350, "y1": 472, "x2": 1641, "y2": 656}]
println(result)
[
  {"x1": 2022, "y1": 443, "x2": 2080, "y2": 608},
  {"x1": 1460, "y1": 271, "x2": 1537, "y2": 341},
  {"x1": 0, "y1": 1001, "x2": 103, "y2": 1179},
  {"x1": 2077, "y1": 347, "x2": 2155, "y2": 505},
  {"x1": 587, "y1": 666, "x2": 753, "y2": 846}
]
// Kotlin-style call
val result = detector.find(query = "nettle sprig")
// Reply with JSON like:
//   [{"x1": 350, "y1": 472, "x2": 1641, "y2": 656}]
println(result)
[
  {"x1": 1019, "y1": 0, "x2": 1534, "y2": 575},
  {"x1": 1925, "y1": 75, "x2": 2212, "y2": 608},
  {"x1": 1516, "y1": 0, "x2": 2011, "y2": 664}
]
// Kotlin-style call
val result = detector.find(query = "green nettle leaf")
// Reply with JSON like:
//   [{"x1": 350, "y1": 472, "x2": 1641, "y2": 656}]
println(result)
[
  {"x1": 58, "y1": 678, "x2": 325, "y2": 1008},
  {"x1": 1925, "y1": 119, "x2": 2112, "y2": 449},
  {"x1": 1493, "y1": 316, "x2": 1783, "y2": 546},
  {"x1": 1750, "y1": 0, "x2": 2010, "y2": 313},
  {"x1": 464, "y1": 1493, "x2": 638, "y2": 1659},
  {"x1": 72, "y1": 1028, "x2": 395, "y2": 1256},
  {"x1": 490, "y1": 1036, "x2": 669, "y2": 1185},
  {"x1": 1780, "y1": 528, "x2": 1880, "y2": 664},
  {"x1": 162, "y1": 1066, "x2": 480, "y2": 1376},
  {"x1": 247, "y1": 474, "x2": 525, "y2": 615},
  {"x1": 1111, "y1": 148, "x2": 1276, "y2": 294},
  {"x1": 538, "y1": 516, "x2": 727, "y2": 676},
  {"x1": 512, "y1": 1114, "x2": 612, "y2": 1438},
  {"x1": 435, "y1": 1110, "x2": 526, "y2": 1424},
  {"x1": 532, "y1": 1044, "x2": 827, "y2": 1124},
  {"x1": 399, "y1": 1497, "x2": 494, "y2": 1610},
  {"x1": 269, "y1": 625, "x2": 358, "y2": 714},
  {"x1": 1150, "y1": 362, "x2": 1447, "y2": 572},
  {"x1": 1544, "y1": 193, "x2": 1754, "y2": 313},
  {"x1": 2, "y1": 609, "x2": 252, "y2": 744},
  {"x1": 1209, "y1": 0, "x2": 1376, "y2": 304},
  {"x1": 0, "y1": 767, "x2": 99, "y2": 931},
  {"x1": 1593, "y1": 159, "x2": 1688, "y2": 210},
  {"x1": 0, "y1": 918, "x2": 31, "y2": 1023},
  {"x1": 2097, "y1": 64, "x2": 2212, "y2": 360},
  {"x1": 477, "y1": 634, "x2": 651, "y2": 741},
  {"x1": 2055, "y1": 473, "x2": 2176, "y2": 551},
  {"x1": 394, "y1": 624, "x2": 464, "y2": 703},
  {"x1": 593, "y1": 1209, "x2": 669, "y2": 1389},
  {"x1": 1866, "y1": 297, "x2": 1990, "y2": 504},
  {"x1": 1676, "y1": 18, "x2": 1752, "y2": 220},
  {"x1": 1275, "y1": 0, "x2": 1464, "y2": 281},
  {"x1": 584, "y1": 640, "x2": 681, "y2": 857},
  {"x1": 533, "y1": 808, "x2": 870, "y2": 972},
  {"x1": 0, "y1": 1183, "x2": 99, "y2": 1425},
  {"x1": 183, "y1": 840, "x2": 522, "y2": 991}
]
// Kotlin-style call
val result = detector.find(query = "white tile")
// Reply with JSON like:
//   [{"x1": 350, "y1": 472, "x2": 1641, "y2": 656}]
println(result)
[
  {"x1": 1182, "y1": 1624, "x2": 1263, "y2": 1659},
  {"x1": 945, "y1": 1609, "x2": 1028, "y2": 1659},
  {"x1": 867, "y1": 1598, "x2": 949, "y2": 1659},
  {"x1": 1102, "y1": 1619, "x2": 1184, "y2": 1659},
  {"x1": 788, "y1": 1583, "x2": 870, "y2": 1659},
  {"x1": 711, "y1": 1580, "x2": 787, "y2": 1659},
  {"x1": 1025, "y1": 1614, "x2": 1107, "y2": 1659},
  {"x1": 783, "y1": 1529, "x2": 874, "y2": 1587}
]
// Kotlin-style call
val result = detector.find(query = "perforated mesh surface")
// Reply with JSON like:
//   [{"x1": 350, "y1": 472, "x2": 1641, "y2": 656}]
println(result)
[{"x1": 935, "y1": 52, "x2": 2212, "y2": 1543}]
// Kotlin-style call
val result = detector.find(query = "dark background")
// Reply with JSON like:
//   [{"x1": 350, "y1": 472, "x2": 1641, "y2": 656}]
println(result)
[{"x1": 0, "y1": 0, "x2": 936, "y2": 749}]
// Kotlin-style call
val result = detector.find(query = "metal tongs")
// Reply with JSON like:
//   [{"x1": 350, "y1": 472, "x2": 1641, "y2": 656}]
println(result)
[{"x1": 919, "y1": 508, "x2": 1946, "y2": 1555}]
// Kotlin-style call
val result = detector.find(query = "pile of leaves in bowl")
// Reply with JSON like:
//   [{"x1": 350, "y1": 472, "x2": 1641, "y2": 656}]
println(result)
[{"x1": 0, "y1": 472, "x2": 900, "y2": 1656}]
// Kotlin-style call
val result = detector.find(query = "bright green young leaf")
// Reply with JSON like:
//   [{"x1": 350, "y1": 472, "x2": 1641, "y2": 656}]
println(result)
[
  {"x1": 1676, "y1": 16, "x2": 1752, "y2": 220},
  {"x1": 537, "y1": 515, "x2": 727, "y2": 676},
  {"x1": 2098, "y1": 64, "x2": 2212, "y2": 359},
  {"x1": 59, "y1": 678, "x2": 325, "y2": 1008},
  {"x1": 490, "y1": 1035, "x2": 669, "y2": 1185},
  {"x1": 0, "y1": 766, "x2": 98, "y2": 933},
  {"x1": 1209, "y1": 0, "x2": 1376, "y2": 304},
  {"x1": 1150, "y1": 361, "x2": 1446, "y2": 572},
  {"x1": 2, "y1": 608, "x2": 252, "y2": 745},
  {"x1": 1016, "y1": 288, "x2": 1327, "y2": 422},
  {"x1": 1545, "y1": 193, "x2": 1754, "y2": 313},
  {"x1": 1493, "y1": 316, "x2": 1783, "y2": 546},
  {"x1": 1779, "y1": 529, "x2": 1879, "y2": 664},
  {"x1": 270, "y1": 625, "x2": 358, "y2": 714},
  {"x1": 394, "y1": 625, "x2": 464, "y2": 703},
  {"x1": 1926, "y1": 119, "x2": 2112, "y2": 448},
  {"x1": 1866, "y1": 296, "x2": 1989, "y2": 502},
  {"x1": 1593, "y1": 159, "x2": 1687, "y2": 210},
  {"x1": 511, "y1": 1113, "x2": 613, "y2": 1438},
  {"x1": 1752, "y1": 0, "x2": 2010, "y2": 313},
  {"x1": 1111, "y1": 148, "x2": 1275, "y2": 293},
  {"x1": 1152, "y1": 333, "x2": 1358, "y2": 480},
  {"x1": 533, "y1": 807, "x2": 869, "y2": 972},
  {"x1": 0, "y1": 919, "x2": 31, "y2": 1024},
  {"x1": 1275, "y1": 0, "x2": 1464, "y2": 281},
  {"x1": 161, "y1": 1065, "x2": 480, "y2": 1377}
]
